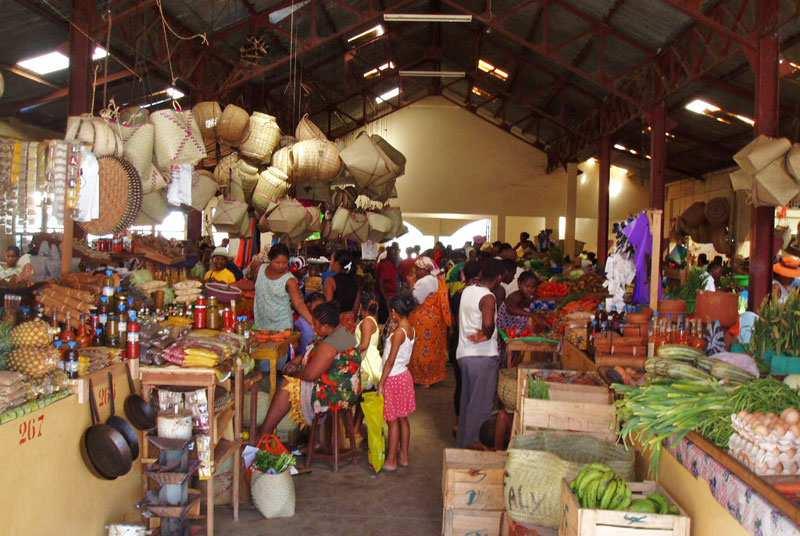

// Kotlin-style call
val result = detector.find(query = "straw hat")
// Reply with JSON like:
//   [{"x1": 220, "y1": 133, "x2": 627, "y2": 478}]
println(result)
[{"x1": 774, "y1": 255, "x2": 800, "y2": 278}]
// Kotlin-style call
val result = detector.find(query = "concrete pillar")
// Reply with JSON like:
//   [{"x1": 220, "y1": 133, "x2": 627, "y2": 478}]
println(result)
[
  {"x1": 565, "y1": 162, "x2": 578, "y2": 258},
  {"x1": 495, "y1": 215, "x2": 506, "y2": 243}
]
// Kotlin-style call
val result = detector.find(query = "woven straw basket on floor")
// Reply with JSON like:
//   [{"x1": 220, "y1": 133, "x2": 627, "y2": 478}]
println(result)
[
  {"x1": 218, "y1": 104, "x2": 250, "y2": 146},
  {"x1": 252, "y1": 470, "x2": 295, "y2": 519},
  {"x1": 252, "y1": 167, "x2": 290, "y2": 213},
  {"x1": 290, "y1": 139, "x2": 341, "y2": 182},
  {"x1": 240, "y1": 112, "x2": 281, "y2": 163},
  {"x1": 295, "y1": 113, "x2": 327, "y2": 141}
]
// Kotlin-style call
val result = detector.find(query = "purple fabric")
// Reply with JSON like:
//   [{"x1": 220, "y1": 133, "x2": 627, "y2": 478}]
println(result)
[{"x1": 623, "y1": 213, "x2": 654, "y2": 305}]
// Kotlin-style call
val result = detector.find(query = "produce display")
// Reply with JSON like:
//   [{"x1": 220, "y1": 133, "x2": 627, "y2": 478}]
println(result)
[
  {"x1": 530, "y1": 369, "x2": 605, "y2": 387},
  {"x1": 645, "y1": 344, "x2": 757, "y2": 384},
  {"x1": 535, "y1": 281, "x2": 570, "y2": 299},
  {"x1": 570, "y1": 463, "x2": 632, "y2": 510},
  {"x1": 567, "y1": 273, "x2": 606, "y2": 295},
  {"x1": 7, "y1": 320, "x2": 60, "y2": 379},
  {"x1": 748, "y1": 289, "x2": 800, "y2": 363},
  {"x1": 729, "y1": 409, "x2": 800, "y2": 475},
  {"x1": 600, "y1": 366, "x2": 646, "y2": 386},
  {"x1": 527, "y1": 378, "x2": 549, "y2": 400}
]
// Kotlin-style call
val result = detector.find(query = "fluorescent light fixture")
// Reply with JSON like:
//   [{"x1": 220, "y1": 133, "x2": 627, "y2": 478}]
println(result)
[
  {"x1": 735, "y1": 114, "x2": 755, "y2": 126},
  {"x1": 141, "y1": 97, "x2": 172, "y2": 109},
  {"x1": 628, "y1": 148, "x2": 638, "y2": 155},
  {"x1": 685, "y1": 98, "x2": 720, "y2": 115},
  {"x1": 363, "y1": 61, "x2": 395, "y2": 78},
  {"x1": 270, "y1": 0, "x2": 310, "y2": 24},
  {"x1": 93, "y1": 46, "x2": 108, "y2": 60},
  {"x1": 347, "y1": 24, "x2": 384, "y2": 43},
  {"x1": 613, "y1": 143, "x2": 626, "y2": 151},
  {"x1": 375, "y1": 87, "x2": 400, "y2": 103},
  {"x1": 383, "y1": 13, "x2": 472, "y2": 22},
  {"x1": 477, "y1": 59, "x2": 508, "y2": 81},
  {"x1": 471, "y1": 86, "x2": 490, "y2": 97},
  {"x1": 399, "y1": 70, "x2": 465, "y2": 78},
  {"x1": 17, "y1": 51, "x2": 69, "y2": 75},
  {"x1": 166, "y1": 87, "x2": 185, "y2": 99}
]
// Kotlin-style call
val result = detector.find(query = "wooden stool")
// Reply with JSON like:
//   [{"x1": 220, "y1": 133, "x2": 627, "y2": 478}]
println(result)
[
  {"x1": 241, "y1": 370, "x2": 264, "y2": 443},
  {"x1": 305, "y1": 407, "x2": 359, "y2": 472},
  {"x1": 251, "y1": 342, "x2": 289, "y2": 395}
]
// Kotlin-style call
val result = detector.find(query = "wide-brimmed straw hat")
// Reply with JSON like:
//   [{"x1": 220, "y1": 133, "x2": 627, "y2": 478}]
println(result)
[{"x1": 774, "y1": 255, "x2": 800, "y2": 278}]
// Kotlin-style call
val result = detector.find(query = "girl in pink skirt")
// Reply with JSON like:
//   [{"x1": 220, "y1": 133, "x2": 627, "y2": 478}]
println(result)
[{"x1": 378, "y1": 292, "x2": 418, "y2": 471}]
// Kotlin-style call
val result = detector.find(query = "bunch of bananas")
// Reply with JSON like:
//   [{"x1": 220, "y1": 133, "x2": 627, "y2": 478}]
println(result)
[
  {"x1": 628, "y1": 493, "x2": 680, "y2": 515},
  {"x1": 570, "y1": 463, "x2": 631, "y2": 510}
]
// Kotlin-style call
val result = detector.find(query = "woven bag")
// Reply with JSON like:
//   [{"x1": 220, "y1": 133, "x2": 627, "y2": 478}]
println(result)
[
  {"x1": 343, "y1": 211, "x2": 370, "y2": 242},
  {"x1": 240, "y1": 112, "x2": 281, "y2": 163},
  {"x1": 191, "y1": 170, "x2": 219, "y2": 211},
  {"x1": 340, "y1": 132, "x2": 404, "y2": 192},
  {"x1": 251, "y1": 470, "x2": 295, "y2": 519},
  {"x1": 150, "y1": 109, "x2": 206, "y2": 168},
  {"x1": 330, "y1": 207, "x2": 351, "y2": 235},
  {"x1": 140, "y1": 191, "x2": 170, "y2": 223},
  {"x1": 252, "y1": 167, "x2": 289, "y2": 213},
  {"x1": 712, "y1": 227, "x2": 732, "y2": 255},
  {"x1": 505, "y1": 432, "x2": 634, "y2": 528},
  {"x1": 295, "y1": 113, "x2": 327, "y2": 141},
  {"x1": 236, "y1": 159, "x2": 260, "y2": 202},
  {"x1": 213, "y1": 152, "x2": 239, "y2": 187},
  {"x1": 192, "y1": 101, "x2": 222, "y2": 144},
  {"x1": 497, "y1": 367, "x2": 517, "y2": 411},
  {"x1": 680, "y1": 202, "x2": 706, "y2": 227},
  {"x1": 261, "y1": 198, "x2": 307, "y2": 234},
  {"x1": 786, "y1": 143, "x2": 800, "y2": 181},
  {"x1": 690, "y1": 223, "x2": 713, "y2": 244},
  {"x1": 382, "y1": 206, "x2": 404, "y2": 239},
  {"x1": 290, "y1": 139, "x2": 341, "y2": 182},
  {"x1": 704, "y1": 197, "x2": 730, "y2": 228},
  {"x1": 368, "y1": 135, "x2": 405, "y2": 200},
  {"x1": 118, "y1": 106, "x2": 149, "y2": 128},
  {"x1": 331, "y1": 183, "x2": 357, "y2": 209},
  {"x1": 142, "y1": 166, "x2": 168, "y2": 194},
  {"x1": 754, "y1": 157, "x2": 800, "y2": 206},
  {"x1": 218, "y1": 104, "x2": 250, "y2": 146},
  {"x1": 212, "y1": 197, "x2": 248, "y2": 233},
  {"x1": 734, "y1": 135, "x2": 791, "y2": 174},
  {"x1": 122, "y1": 123, "x2": 154, "y2": 186},
  {"x1": 271, "y1": 146, "x2": 293, "y2": 178},
  {"x1": 367, "y1": 211, "x2": 391, "y2": 233},
  {"x1": 305, "y1": 206, "x2": 322, "y2": 232},
  {"x1": 65, "y1": 115, "x2": 124, "y2": 157},
  {"x1": 293, "y1": 180, "x2": 332, "y2": 204}
]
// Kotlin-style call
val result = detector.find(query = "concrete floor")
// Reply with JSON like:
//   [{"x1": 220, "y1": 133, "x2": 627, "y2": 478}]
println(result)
[{"x1": 216, "y1": 372, "x2": 457, "y2": 536}]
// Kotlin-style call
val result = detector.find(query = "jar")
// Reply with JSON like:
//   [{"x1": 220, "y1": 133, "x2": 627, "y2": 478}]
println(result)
[{"x1": 207, "y1": 297, "x2": 221, "y2": 330}]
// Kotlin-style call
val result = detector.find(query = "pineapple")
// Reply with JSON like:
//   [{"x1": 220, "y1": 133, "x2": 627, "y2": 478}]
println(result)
[{"x1": 10, "y1": 320, "x2": 52, "y2": 347}]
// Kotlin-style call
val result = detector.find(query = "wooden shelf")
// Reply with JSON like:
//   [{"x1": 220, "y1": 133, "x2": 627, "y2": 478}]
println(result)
[{"x1": 214, "y1": 438, "x2": 240, "y2": 471}]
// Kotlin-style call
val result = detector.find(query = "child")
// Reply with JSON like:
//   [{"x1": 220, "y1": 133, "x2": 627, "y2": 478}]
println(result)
[
  {"x1": 356, "y1": 291, "x2": 382, "y2": 391},
  {"x1": 379, "y1": 292, "x2": 418, "y2": 471},
  {"x1": 497, "y1": 271, "x2": 540, "y2": 367}
]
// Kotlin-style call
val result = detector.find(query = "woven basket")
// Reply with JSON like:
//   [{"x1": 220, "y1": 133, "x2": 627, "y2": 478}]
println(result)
[
  {"x1": 218, "y1": 104, "x2": 250, "y2": 146},
  {"x1": 142, "y1": 166, "x2": 168, "y2": 194},
  {"x1": 712, "y1": 227, "x2": 732, "y2": 255},
  {"x1": 498, "y1": 367, "x2": 517, "y2": 411},
  {"x1": 65, "y1": 114, "x2": 124, "y2": 157},
  {"x1": 240, "y1": 112, "x2": 281, "y2": 163},
  {"x1": 236, "y1": 159, "x2": 260, "y2": 202},
  {"x1": 252, "y1": 470, "x2": 295, "y2": 518},
  {"x1": 734, "y1": 135, "x2": 791, "y2": 175},
  {"x1": 293, "y1": 181, "x2": 332, "y2": 204},
  {"x1": 280, "y1": 135, "x2": 296, "y2": 148},
  {"x1": 80, "y1": 156, "x2": 142, "y2": 235},
  {"x1": 681, "y1": 202, "x2": 707, "y2": 227},
  {"x1": 261, "y1": 198, "x2": 307, "y2": 234},
  {"x1": 755, "y1": 157, "x2": 800, "y2": 206},
  {"x1": 382, "y1": 206, "x2": 404, "y2": 239},
  {"x1": 730, "y1": 168, "x2": 754, "y2": 191},
  {"x1": 212, "y1": 198, "x2": 248, "y2": 232},
  {"x1": 505, "y1": 432, "x2": 634, "y2": 527},
  {"x1": 201, "y1": 140, "x2": 218, "y2": 168},
  {"x1": 305, "y1": 206, "x2": 321, "y2": 232},
  {"x1": 140, "y1": 191, "x2": 170, "y2": 223},
  {"x1": 289, "y1": 139, "x2": 341, "y2": 182},
  {"x1": 705, "y1": 197, "x2": 730, "y2": 228},
  {"x1": 271, "y1": 146, "x2": 293, "y2": 178},
  {"x1": 118, "y1": 106, "x2": 149, "y2": 128},
  {"x1": 340, "y1": 132, "x2": 404, "y2": 192},
  {"x1": 295, "y1": 113, "x2": 327, "y2": 141},
  {"x1": 344, "y1": 212, "x2": 370, "y2": 242},
  {"x1": 690, "y1": 223, "x2": 713, "y2": 244},
  {"x1": 192, "y1": 101, "x2": 222, "y2": 143},
  {"x1": 191, "y1": 170, "x2": 219, "y2": 211},
  {"x1": 214, "y1": 152, "x2": 239, "y2": 186},
  {"x1": 122, "y1": 123, "x2": 154, "y2": 187},
  {"x1": 151, "y1": 110, "x2": 206, "y2": 168},
  {"x1": 252, "y1": 167, "x2": 289, "y2": 213},
  {"x1": 331, "y1": 184, "x2": 357, "y2": 209},
  {"x1": 367, "y1": 211, "x2": 391, "y2": 233}
]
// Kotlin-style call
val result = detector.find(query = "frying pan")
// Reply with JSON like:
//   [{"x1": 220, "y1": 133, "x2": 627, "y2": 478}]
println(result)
[
  {"x1": 124, "y1": 363, "x2": 156, "y2": 431},
  {"x1": 106, "y1": 372, "x2": 140, "y2": 460},
  {"x1": 83, "y1": 379, "x2": 133, "y2": 479}
]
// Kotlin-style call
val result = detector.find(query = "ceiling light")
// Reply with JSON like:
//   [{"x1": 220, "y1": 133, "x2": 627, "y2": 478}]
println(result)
[
  {"x1": 375, "y1": 87, "x2": 400, "y2": 103},
  {"x1": 347, "y1": 24, "x2": 384, "y2": 43},
  {"x1": 383, "y1": 14, "x2": 472, "y2": 22},
  {"x1": 735, "y1": 114, "x2": 755, "y2": 126},
  {"x1": 363, "y1": 61, "x2": 395, "y2": 78},
  {"x1": 613, "y1": 143, "x2": 626, "y2": 151},
  {"x1": 585, "y1": 157, "x2": 596, "y2": 166},
  {"x1": 166, "y1": 87, "x2": 184, "y2": 99},
  {"x1": 685, "y1": 98, "x2": 720, "y2": 115},
  {"x1": 471, "y1": 86, "x2": 490, "y2": 98},
  {"x1": 93, "y1": 46, "x2": 108, "y2": 60},
  {"x1": 399, "y1": 70, "x2": 465, "y2": 78},
  {"x1": 17, "y1": 51, "x2": 69, "y2": 75},
  {"x1": 628, "y1": 148, "x2": 638, "y2": 155},
  {"x1": 478, "y1": 59, "x2": 509, "y2": 81}
]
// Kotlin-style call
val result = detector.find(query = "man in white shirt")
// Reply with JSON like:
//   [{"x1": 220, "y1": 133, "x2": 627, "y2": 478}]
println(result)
[
  {"x1": 456, "y1": 258, "x2": 503, "y2": 448},
  {"x1": 702, "y1": 262, "x2": 723, "y2": 292},
  {"x1": 496, "y1": 244, "x2": 524, "y2": 295}
]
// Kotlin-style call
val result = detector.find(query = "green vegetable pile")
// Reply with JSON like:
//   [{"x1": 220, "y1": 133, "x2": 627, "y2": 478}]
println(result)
[
  {"x1": 614, "y1": 378, "x2": 800, "y2": 474},
  {"x1": 253, "y1": 451, "x2": 296, "y2": 474},
  {"x1": 527, "y1": 376, "x2": 550, "y2": 400},
  {"x1": 748, "y1": 290, "x2": 800, "y2": 362},
  {"x1": 0, "y1": 321, "x2": 13, "y2": 370},
  {"x1": 570, "y1": 463, "x2": 680, "y2": 514}
]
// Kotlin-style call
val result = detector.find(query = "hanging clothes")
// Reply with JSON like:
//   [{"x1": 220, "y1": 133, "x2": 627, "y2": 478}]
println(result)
[{"x1": 622, "y1": 212, "x2": 659, "y2": 305}]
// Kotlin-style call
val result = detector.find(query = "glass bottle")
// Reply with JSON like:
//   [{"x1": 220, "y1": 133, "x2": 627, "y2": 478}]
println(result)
[{"x1": 65, "y1": 341, "x2": 79, "y2": 379}]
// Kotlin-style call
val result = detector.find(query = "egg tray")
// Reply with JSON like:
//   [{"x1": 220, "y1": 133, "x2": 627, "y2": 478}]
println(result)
[
  {"x1": 731, "y1": 415, "x2": 800, "y2": 451},
  {"x1": 730, "y1": 433, "x2": 800, "y2": 476}
]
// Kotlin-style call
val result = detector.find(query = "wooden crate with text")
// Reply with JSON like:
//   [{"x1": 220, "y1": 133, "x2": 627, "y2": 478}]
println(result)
[{"x1": 442, "y1": 449, "x2": 507, "y2": 536}]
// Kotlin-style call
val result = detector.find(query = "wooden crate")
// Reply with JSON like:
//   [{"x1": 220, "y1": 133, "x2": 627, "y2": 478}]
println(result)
[
  {"x1": 559, "y1": 479, "x2": 690, "y2": 536},
  {"x1": 515, "y1": 369, "x2": 615, "y2": 441},
  {"x1": 516, "y1": 369, "x2": 611, "y2": 406},
  {"x1": 443, "y1": 449, "x2": 507, "y2": 511},
  {"x1": 444, "y1": 509, "x2": 505, "y2": 536}
]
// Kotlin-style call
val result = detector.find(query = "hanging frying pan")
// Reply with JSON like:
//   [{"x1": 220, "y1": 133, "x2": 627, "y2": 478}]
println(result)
[
  {"x1": 123, "y1": 363, "x2": 156, "y2": 431},
  {"x1": 106, "y1": 372, "x2": 140, "y2": 460},
  {"x1": 83, "y1": 379, "x2": 133, "y2": 479}
]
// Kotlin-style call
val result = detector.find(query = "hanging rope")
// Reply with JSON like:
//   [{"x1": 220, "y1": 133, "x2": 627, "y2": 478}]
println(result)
[
  {"x1": 90, "y1": 64, "x2": 100, "y2": 115},
  {"x1": 102, "y1": 9, "x2": 112, "y2": 109},
  {"x1": 154, "y1": 0, "x2": 208, "y2": 87}
]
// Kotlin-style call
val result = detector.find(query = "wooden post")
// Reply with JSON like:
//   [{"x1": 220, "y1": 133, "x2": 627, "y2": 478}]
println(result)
[
  {"x1": 565, "y1": 162, "x2": 578, "y2": 258},
  {"x1": 597, "y1": 135, "x2": 611, "y2": 265},
  {"x1": 648, "y1": 210, "x2": 663, "y2": 311},
  {"x1": 63, "y1": 0, "x2": 94, "y2": 275},
  {"x1": 648, "y1": 102, "x2": 666, "y2": 211}
]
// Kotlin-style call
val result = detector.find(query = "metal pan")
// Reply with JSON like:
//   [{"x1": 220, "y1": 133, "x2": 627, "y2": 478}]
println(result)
[
  {"x1": 123, "y1": 363, "x2": 156, "y2": 431},
  {"x1": 106, "y1": 372, "x2": 140, "y2": 460},
  {"x1": 83, "y1": 379, "x2": 133, "y2": 479}
]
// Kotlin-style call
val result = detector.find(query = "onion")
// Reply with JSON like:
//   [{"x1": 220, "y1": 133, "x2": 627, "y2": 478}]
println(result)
[{"x1": 782, "y1": 408, "x2": 800, "y2": 425}]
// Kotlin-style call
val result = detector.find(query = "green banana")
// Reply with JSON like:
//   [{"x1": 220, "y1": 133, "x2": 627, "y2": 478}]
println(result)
[
  {"x1": 647, "y1": 492, "x2": 671, "y2": 514},
  {"x1": 584, "y1": 479, "x2": 601, "y2": 508},
  {"x1": 573, "y1": 467, "x2": 600, "y2": 493},
  {"x1": 577, "y1": 470, "x2": 606, "y2": 498},
  {"x1": 617, "y1": 483, "x2": 632, "y2": 510},
  {"x1": 599, "y1": 479, "x2": 618, "y2": 509},
  {"x1": 608, "y1": 478, "x2": 628, "y2": 510}
]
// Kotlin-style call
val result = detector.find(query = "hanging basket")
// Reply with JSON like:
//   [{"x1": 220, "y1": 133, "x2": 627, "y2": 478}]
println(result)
[
  {"x1": 142, "y1": 166, "x2": 168, "y2": 194},
  {"x1": 191, "y1": 170, "x2": 219, "y2": 211},
  {"x1": 293, "y1": 181, "x2": 332, "y2": 204},
  {"x1": 192, "y1": 101, "x2": 222, "y2": 144},
  {"x1": 150, "y1": 109, "x2": 206, "y2": 168},
  {"x1": 65, "y1": 114, "x2": 124, "y2": 157},
  {"x1": 122, "y1": 123, "x2": 154, "y2": 188},
  {"x1": 118, "y1": 106, "x2": 149, "y2": 128},
  {"x1": 217, "y1": 104, "x2": 250, "y2": 146},
  {"x1": 80, "y1": 156, "x2": 142, "y2": 235},
  {"x1": 711, "y1": 227, "x2": 732, "y2": 256},
  {"x1": 212, "y1": 198, "x2": 248, "y2": 233},
  {"x1": 730, "y1": 168, "x2": 754, "y2": 192},
  {"x1": 329, "y1": 208, "x2": 369, "y2": 242},
  {"x1": 252, "y1": 167, "x2": 290, "y2": 213},
  {"x1": 680, "y1": 202, "x2": 707, "y2": 227},
  {"x1": 280, "y1": 135, "x2": 296, "y2": 148},
  {"x1": 754, "y1": 157, "x2": 800, "y2": 206},
  {"x1": 289, "y1": 139, "x2": 341, "y2": 182},
  {"x1": 331, "y1": 184, "x2": 357, "y2": 210},
  {"x1": 339, "y1": 132, "x2": 405, "y2": 192},
  {"x1": 236, "y1": 159, "x2": 260, "y2": 203},
  {"x1": 305, "y1": 206, "x2": 322, "y2": 232},
  {"x1": 690, "y1": 223, "x2": 713, "y2": 244},
  {"x1": 704, "y1": 197, "x2": 730, "y2": 228},
  {"x1": 734, "y1": 135, "x2": 791, "y2": 175},
  {"x1": 214, "y1": 152, "x2": 239, "y2": 187},
  {"x1": 271, "y1": 146, "x2": 293, "y2": 178},
  {"x1": 140, "y1": 191, "x2": 170, "y2": 224},
  {"x1": 295, "y1": 113, "x2": 327, "y2": 141},
  {"x1": 381, "y1": 206, "x2": 404, "y2": 239},
  {"x1": 240, "y1": 112, "x2": 282, "y2": 163},
  {"x1": 260, "y1": 198, "x2": 307, "y2": 235}
]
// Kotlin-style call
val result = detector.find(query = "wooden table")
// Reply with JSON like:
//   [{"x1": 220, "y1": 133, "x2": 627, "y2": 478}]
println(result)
[
  {"x1": 251, "y1": 341, "x2": 290, "y2": 395},
  {"x1": 560, "y1": 340, "x2": 598, "y2": 372}
]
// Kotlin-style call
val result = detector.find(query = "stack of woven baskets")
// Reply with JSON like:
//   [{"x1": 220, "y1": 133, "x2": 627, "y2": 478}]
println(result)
[{"x1": 676, "y1": 197, "x2": 732, "y2": 255}]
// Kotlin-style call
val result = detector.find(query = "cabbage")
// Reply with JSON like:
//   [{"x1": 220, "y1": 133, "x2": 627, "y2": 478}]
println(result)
[
  {"x1": 784, "y1": 375, "x2": 800, "y2": 390},
  {"x1": 710, "y1": 352, "x2": 759, "y2": 377}
]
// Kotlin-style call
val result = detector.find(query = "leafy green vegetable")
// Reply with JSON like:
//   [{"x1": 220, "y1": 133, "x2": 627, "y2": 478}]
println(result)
[
  {"x1": 253, "y1": 451, "x2": 296, "y2": 474},
  {"x1": 748, "y1": 289, "x2": 800, "y2": 359},
  {"x1": 527, "y1": 376, "x2": 550, "y2": 400}
]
